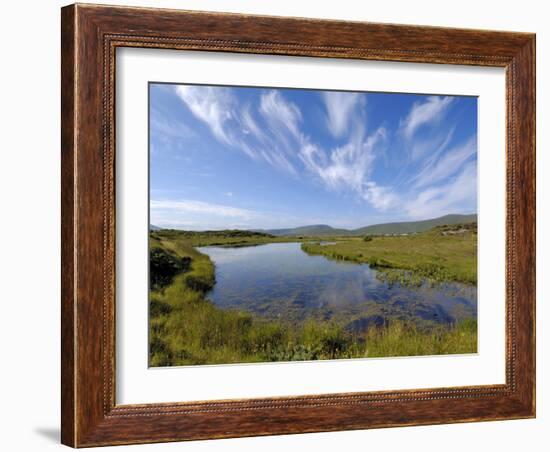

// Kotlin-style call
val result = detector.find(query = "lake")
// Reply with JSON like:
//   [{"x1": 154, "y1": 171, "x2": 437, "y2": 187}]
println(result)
[{"x1": 197, "y1": 242, "x2": 477, "y2": 331}]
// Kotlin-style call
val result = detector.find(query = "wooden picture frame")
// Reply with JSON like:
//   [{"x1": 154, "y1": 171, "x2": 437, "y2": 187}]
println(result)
[{"x1": 61, "y1": 3, "x2": 535, "y2": 447}]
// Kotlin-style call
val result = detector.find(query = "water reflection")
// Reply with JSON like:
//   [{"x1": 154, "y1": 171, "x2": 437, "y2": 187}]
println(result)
[{"x1": 198, "y1": 242, "x2": 477, "y2": 328}]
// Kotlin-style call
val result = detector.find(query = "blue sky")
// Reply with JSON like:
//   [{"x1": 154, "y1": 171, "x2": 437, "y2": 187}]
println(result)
[{"x1": 150, "y1": 83, "x2": 477, "y2": 230}]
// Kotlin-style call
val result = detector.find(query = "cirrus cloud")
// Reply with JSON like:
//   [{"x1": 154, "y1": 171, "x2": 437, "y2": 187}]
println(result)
[
  {"x1": 165, "y1": 84, "x2": 476, "y2": 224},
  {"x1": 322, "y1": 91, "x2": 365, "y2": 138},
  {"x1": 400, "y1": 96, "x2": 453, "y2": 140}
]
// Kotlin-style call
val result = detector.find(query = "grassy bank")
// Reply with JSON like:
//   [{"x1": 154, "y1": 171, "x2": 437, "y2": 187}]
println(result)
[
  {"x1": 149, "y1": 230, "x2": 477, "y2": 366},
  {"x1": 301, "y1": 225, "x2": 477, "y2": 285},
  {"x1": 151, "y1": 228, "x2": 324, "y2": 248}
]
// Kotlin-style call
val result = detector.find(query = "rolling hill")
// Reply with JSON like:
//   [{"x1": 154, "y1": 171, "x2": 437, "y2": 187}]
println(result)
[
  {"x1": 353, "y1": 214, "x2": 477, "y2": 235},
  {"x1": 259, "y1": 224, "x2": 350, "y2": 237},
  {"x1": 262, "y1": 214, "x2": 477, "y2": 237}
]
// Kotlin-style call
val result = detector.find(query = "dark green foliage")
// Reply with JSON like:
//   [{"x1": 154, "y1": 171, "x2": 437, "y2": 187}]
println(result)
[
  {"x1": 363, "y1": 236, "x2": 373, "y2": 242},
  {"x1": 185, "y1": 274, "x2": 214, "y2": 292},
  {"x1": 153, "y1": 229, "x2": 274, "y2": 240},
  {"x1": 149, "y1": 337, "x2": 173, "y2": 366},
  {"x1": 434, "y1": 222, "x2": 477, "y2": 234},
  {"x1": 149, "y1": 298, "x2": 173, "y2": 317},
  {"x1": 149, "y1": 247, "x2": 191, "y2": 290},
  {"x1": 266, "y1": 344, "x2": 322, "y2": 361}
]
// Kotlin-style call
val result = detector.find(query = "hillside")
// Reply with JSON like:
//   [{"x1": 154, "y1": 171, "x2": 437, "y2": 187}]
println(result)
[
  {"x1": 261, "y1": 224, "x2": 350, "y2": 237},
  {"x1": 354, "y1": 214, "x2": 477, "y2": 235},
  {"x1": 262, "y1": 214, "x2": 477, "y2": 237}
]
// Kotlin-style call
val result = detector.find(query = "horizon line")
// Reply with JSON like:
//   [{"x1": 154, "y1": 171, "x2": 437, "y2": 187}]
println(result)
[{"x1": 150, "y1": 212, "x2": 478, "y2": 232}]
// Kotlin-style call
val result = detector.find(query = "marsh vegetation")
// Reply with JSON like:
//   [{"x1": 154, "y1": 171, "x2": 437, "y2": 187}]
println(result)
[
  {"x1": 301, "y1": 224, "x2": 477, "y2": 286},
  {"x1": 149, "y1": 224, "x2": 477, "y2": 366}
]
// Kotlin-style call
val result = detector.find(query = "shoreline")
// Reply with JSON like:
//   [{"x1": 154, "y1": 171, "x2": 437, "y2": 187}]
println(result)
[{"x1": 148, "y1": 229, "x2": 477, "y2": 367}]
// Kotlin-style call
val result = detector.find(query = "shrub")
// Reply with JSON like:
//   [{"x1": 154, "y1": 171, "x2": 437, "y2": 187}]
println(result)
[
  {"x1": 149, "y1": 298, "x2": 173, "y2": 317},
  {"x1": 150, "y1": 247, "x2": 191, "y2": 290}
]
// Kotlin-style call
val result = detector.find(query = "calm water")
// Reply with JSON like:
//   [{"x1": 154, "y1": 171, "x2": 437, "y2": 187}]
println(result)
[{"x1": 197, "y1": 242, "x2": 476, "y2": 330}]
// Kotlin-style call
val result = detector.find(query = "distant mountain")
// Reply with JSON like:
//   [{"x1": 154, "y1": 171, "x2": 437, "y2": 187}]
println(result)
[
  {"x1": 150, "y1": 224, "x2": 162, "y2": 231},
  {"x1": 261, "y1": 214, "x2": 477, "y2": 237},
  {"x1": 354, "y1": 214, "x2": 478, "y2": 235},
  {"x1": 261, "y1": 224, "x2": 350, "y2": 237}
]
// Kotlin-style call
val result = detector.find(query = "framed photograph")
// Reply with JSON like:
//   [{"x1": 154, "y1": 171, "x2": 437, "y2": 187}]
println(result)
[{"x1": 61, "y1": 3, "x2": 535, "y2": 447}]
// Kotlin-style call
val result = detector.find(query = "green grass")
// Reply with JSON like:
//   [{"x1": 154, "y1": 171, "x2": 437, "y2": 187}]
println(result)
[
  {"x1": 151, "y1": 229, "x2": 311, "y2": 248},
  {"x1": 301, "y1": 225, "x2": 477, "y2": 285},
  {"x1": 149, "y1": 229, "x2": 477, "y2": 366},
  {"x1": 362, "y1": 318, "x2": 477, "y2": 357}
]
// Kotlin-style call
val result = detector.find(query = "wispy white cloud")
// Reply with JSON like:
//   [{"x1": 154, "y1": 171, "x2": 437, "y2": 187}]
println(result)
[
  {"x1": 259, "y1": 90, "x2": 302, "y2": 141},
  {"x1": 299, "y1": 125, "x2": 386, "y2": 198},
  {"x1": 169, "y1": 85, "x2": 474, "y2": 222},
  {"x1": 151, "y1": 198, "x2": 361, "y2": 230},
  {"x1": 151, "y1": 199, "x2": 257, "y2": 219},
  {"x1": 322, "y1": 91, "x2": 364, "y2": 138},
  {"x1": 150, "y1": 199, "x2": 262, "y2": 232},
  {"x1": 410, "y1": 126, "x2": 455, "y2": 162},
  {"x1": 363, "y1": 182, "x2": 400, "y2": 211},
  {"x1": 400, "y1": 96, "x2": 453, "y2": 140},
  {"x1": 175, "y1": 86, "x2": 300, "y2": 174},
  {"x1": 176, "y1": 85, "x2": 389, "y2": 211},
  {"x1": 406, "y1": 160, "x2": 477, "y2": 219},
  {"x1": 149, "y1": 107, "x2": 196, "y2": 157},
  {"x1": 175, "y1": 85, "x2": 235, "y2": 145},
  {"x1": 240, "y1": 103, "x2": 266, "y2": 143},
  {"x1": 255, "y1": 91, "x2": 304, "y2": 171},
  {"x1": 412, "y1": 136, "x2": 476, "y2": 189},
  {"x1": 150, "y1": 107, "x2": 195, "y2": 142},
  {"x1": 173, "y1": 85, "x2": 385, "y2": 200}
]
